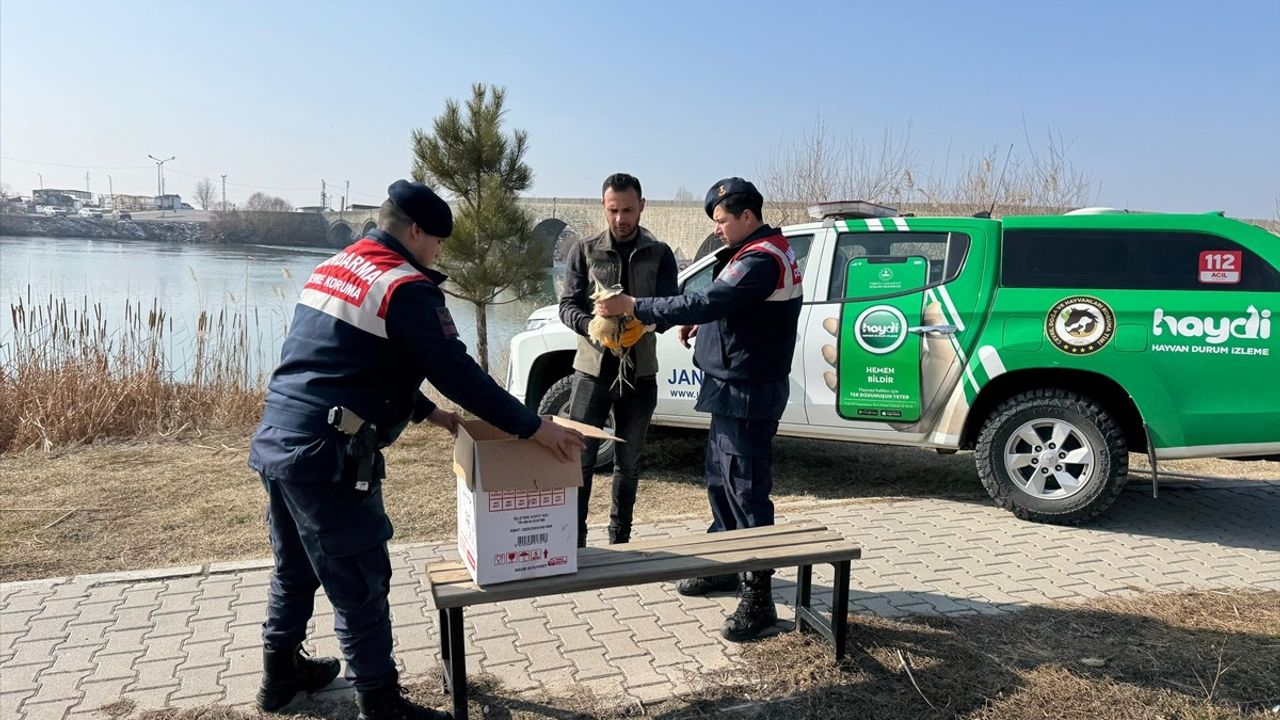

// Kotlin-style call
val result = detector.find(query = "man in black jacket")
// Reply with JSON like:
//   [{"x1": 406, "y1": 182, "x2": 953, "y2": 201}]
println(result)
[{"x1": 559, "y1": 173, "x2": 679, "y2": 546}]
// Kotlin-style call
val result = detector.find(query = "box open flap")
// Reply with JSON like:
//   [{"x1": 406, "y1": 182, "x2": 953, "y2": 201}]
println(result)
[
  {"x1": 549, "y1": 415, "x2": 624, "y2": 442},
  {"x1": 454, "y1": 417, "x2": 596, "y2": 493}
]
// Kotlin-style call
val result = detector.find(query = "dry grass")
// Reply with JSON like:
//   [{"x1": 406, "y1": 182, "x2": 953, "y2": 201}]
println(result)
[
  {"x1": 0, "y1": 425, "x2": 969, "y2": 581},
  {"x1": 659, "y1": 590, "x2": 1280, "y2": 719},
  {"x1": 88, "y1": 590, "x2": 1279, "y2": 720},
  {"x1": 2, "y1": 422, "x2": 1274, "y2": 582},
  {"x1": 0, "y1": 294, "x2": 265, "y2": 454}
]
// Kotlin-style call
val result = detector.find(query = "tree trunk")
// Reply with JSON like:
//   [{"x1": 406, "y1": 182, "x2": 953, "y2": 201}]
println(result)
[{"x1": 474, "y1": 300, "x2": 490, "y2": 374}]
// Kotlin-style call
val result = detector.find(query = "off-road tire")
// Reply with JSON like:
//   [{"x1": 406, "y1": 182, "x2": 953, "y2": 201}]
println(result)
[
  {"x1": 537, "y1": 375, "x2": 615, "y2": 471},
  {"x1": 975, "y1": 389, "x2": 1128, "y2": 525}
]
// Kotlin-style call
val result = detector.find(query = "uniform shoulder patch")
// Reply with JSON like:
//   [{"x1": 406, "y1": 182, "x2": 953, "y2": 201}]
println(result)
[
  {"x1": 720, "y1": 260, "x2": 749, "y2": 285},
  {"x1": 436, "y1": 307, "x2": 459, "y2": 338}
]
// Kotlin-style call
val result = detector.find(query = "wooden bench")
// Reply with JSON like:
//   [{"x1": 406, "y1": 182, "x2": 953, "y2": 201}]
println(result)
[{"x1": 424, "y1": 522, "x2": 861, "y2": 720}]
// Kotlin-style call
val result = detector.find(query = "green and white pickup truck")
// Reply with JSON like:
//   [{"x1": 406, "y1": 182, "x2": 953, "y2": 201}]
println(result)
[{"x1": 507, "y1": 203, "x2": 1280, "y2": 524}]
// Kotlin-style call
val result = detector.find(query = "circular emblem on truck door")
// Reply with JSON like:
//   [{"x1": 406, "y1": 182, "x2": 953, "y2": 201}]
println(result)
[
  {"x1": 1046, "y1": 296, "x2": 1115, "y2": 355},
  {"x1": 855, "y1": 305, "x2": 909, "y2": 354}
]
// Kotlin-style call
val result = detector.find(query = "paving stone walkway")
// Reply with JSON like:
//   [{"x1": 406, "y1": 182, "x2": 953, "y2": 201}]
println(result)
[{"x1": 2, "y1": 480, "x2": 1277, "y2": 719}]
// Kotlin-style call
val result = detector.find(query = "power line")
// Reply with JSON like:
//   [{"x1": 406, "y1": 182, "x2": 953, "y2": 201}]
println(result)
[
  {"x1": 2, "y1": 156, "x2": 153, "y2": 170},
  {"x1": 164, "y1": 166, "x2": 318, "y2": 192}
]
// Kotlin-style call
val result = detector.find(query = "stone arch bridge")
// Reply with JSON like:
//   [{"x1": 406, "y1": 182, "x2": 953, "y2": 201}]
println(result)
[{"x1": 321, "y1": 198, "x2": 719, "y2": 267}]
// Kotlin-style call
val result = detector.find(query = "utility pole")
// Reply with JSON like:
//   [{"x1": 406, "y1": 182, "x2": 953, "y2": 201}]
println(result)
[
  {"x1": 108, "y1": 174, "x2": 114, "y2": 209},
  {"x1": 321, "y1": 180, "x2": 327, "y2": 211},
  {"x1": 38, "y1": 173, "x2": 43, "y2": 189},
  {"x1": 345, "y1": 179, "x2": 350, "y2": 212},
  {"x1": 220, "y1": 174, "x2": 227, "y2": 211},
  {"x1": 148, "y1": 155, "x2": 174, "y2": 214},
  {"x1": 85, "y1": 171, "x2": 90, "y2": 196}
]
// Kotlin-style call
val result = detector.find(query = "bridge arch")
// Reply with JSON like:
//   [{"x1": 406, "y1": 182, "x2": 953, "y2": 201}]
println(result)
[
  {"x1": 328, "y1": 221, "x2": 353, "y2": 246},
  {"x1": 552, "y1": 224, "x2": 583, "y2": 263},
  {"x1": 530, "y1": 218, "x2": 566, "y2": 267},
  {"x1": 361, "y1": 220, "x2": 376, "y2": 237}
]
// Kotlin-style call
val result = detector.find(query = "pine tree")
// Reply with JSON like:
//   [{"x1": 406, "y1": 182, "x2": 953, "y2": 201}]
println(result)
[{"x1": 411, "y1": 83, "x2": 546, "y2": 374}]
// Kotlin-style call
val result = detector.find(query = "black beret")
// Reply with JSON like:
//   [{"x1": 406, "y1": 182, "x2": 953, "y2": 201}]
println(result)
[
  {"x1": 704, "y1": 177, "x2": 762, "y2": 219},
  {"x1": 388, "y1": 179, "x2": 453, "y2": 238}
]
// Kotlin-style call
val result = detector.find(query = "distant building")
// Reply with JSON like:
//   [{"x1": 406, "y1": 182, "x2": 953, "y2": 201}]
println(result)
[
  {"x1": 104, "y1": 194, "x2": 153, "y2": 211},
  {"x1": 296, "y1": 205, "x2": 327, "y2": 213},
  {"x1": 34, "y1": 188, "x2": 90, "y2": 207},
  {"x1": 349, "y1": 203, "x2": 379, "y2": 211},
  {"x1": 154, "y1": 194, "x2": 182, "y2": 210}
]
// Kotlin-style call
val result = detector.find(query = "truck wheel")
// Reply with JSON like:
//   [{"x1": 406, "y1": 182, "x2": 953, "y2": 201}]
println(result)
[
  {"x1": 975, "y1": 389, "x2": 1128, "y2": 524},
  {"x1": 536, "y1": 375, "x2": 616, "y2": 472}
]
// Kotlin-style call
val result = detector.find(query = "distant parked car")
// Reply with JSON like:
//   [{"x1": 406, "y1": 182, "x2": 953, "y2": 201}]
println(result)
[
  {"x1": 77, "y1": 208, "x2": 104, "y2": 219},
  {"x1": 114, "y1": 211, "x2": 132, "y2": 221},
  {"x1": 179, "y1": 202, "x2": 194, "y2": 210},
  {"x1": 39, "y1": 205, "x2": 69, "y2": 217}
]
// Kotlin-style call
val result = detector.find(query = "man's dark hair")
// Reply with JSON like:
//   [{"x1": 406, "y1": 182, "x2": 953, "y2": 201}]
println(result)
[
  {"x1": 602, "y1": 173, "x2": 643, "y2": 198},
  {"x1": 719, "y1": 192, "x2": 764, "y2": 223}
]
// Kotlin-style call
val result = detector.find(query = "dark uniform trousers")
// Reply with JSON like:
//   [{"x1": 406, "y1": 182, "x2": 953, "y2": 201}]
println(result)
[
  {"x1": 260, "y1": 471, "x2": 395, "y2": 691},
  {"x1": 568, "y1": 370, "x2": 658, "y2": 539},
  {"x1": 705, "y1": 414, "x2": 777, "y2": 533}
]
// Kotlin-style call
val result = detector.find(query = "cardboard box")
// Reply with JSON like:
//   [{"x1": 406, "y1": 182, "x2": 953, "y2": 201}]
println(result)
[{"x1": 455, "y1": 416, "x2": 618, "y2": 586}]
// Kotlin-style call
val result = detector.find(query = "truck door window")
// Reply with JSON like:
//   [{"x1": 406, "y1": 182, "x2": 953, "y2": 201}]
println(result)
[
  {"x1": 827, "y1": 232, "x2": 971, "y2": 300},
  {"x1": 1002, "y1": 230, "x2": 1280, "y2": 291}
]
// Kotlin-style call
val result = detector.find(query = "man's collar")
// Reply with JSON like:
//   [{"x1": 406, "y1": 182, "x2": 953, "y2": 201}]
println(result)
[
  {"x1": 366, "y1": 228, "x2": 448, "y2": 284},
  {"x1": 605, "y1": 226, "x2": 657, "y2": 251}
]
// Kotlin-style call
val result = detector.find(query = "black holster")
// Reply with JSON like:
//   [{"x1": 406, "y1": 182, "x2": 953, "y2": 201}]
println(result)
[{"x1": 343, "y1": 423, "x2": 378, "y2": 490}]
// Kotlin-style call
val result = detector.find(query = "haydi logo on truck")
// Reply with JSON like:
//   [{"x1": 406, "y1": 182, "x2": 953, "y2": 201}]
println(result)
[
  {"x1": 855, "y1": 306, "x2": 908, "y2": 354},
  {"x1": 1152, "y1": 305, "x2": 1272, "y2": 353}
]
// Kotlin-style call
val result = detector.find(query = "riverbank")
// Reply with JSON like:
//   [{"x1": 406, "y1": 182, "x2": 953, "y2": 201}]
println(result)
[{"x1": 0, "y1": 211, "x2": 336, "y2": 247}]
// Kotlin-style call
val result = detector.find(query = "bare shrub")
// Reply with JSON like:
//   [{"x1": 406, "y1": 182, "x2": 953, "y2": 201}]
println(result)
[
  {"x1": 760, "y1": 118, "x2": 916, "y2": 225},
  {"x1": 760, "y1": 118, "x2": 1096, "y2": 220}
]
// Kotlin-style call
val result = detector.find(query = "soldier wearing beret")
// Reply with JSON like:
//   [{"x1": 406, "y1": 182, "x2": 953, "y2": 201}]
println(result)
[
  {"x1": 248, "y1": 180, "x2": 584, "y2": 720},
  {"x1": 558, "y1": 173, "x2": 679, "y2": 547},
  {"x1": 595, "y1": 177, "x2": 803, "y2": 641}
]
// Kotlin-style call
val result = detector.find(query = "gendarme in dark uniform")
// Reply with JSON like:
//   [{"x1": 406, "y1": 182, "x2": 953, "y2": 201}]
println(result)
[
  {"x1": 593, "y1": 177, "x2": 802, "y2": 641},
  {"x1": 247, "y1": 180, "x2": 579, "y2": 720}
]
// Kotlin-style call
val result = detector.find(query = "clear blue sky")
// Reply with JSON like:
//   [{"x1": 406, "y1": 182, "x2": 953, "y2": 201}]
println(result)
[{"x1": 2, "y1": 0, "x2": 1277, "y2": 216}]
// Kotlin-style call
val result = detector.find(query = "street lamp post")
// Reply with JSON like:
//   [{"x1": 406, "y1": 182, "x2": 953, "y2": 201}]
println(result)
[{"x1": 148, "y1": 154, "x2": 175, "y2": 215}]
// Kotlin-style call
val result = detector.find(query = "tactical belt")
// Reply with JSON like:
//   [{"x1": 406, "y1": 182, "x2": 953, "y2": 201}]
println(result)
[{"x1": 260, "y1": 405, "x2": 339, "y2": 435}]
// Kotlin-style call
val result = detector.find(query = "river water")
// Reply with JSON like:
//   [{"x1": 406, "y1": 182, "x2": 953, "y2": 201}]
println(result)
[{"x1": 0, "y1": 235, "x2": 559, "y2": 381}]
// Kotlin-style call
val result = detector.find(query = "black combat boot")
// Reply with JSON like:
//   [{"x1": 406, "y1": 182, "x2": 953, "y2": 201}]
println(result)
[
  {"x1": 720, "y1": 571, "x2": 778, "y2": 642},
  {"x1": 256, "y1": 644, "x2": 341, "y2": 711},
  {"x1": 356, "y1": 670, "x2": 453, "y2": 720},
  {"x1": 675, "y1": 573, "x2": 739, "y2": 596},
  {"x1": 607, "y1": 524, "x2": 631, "y2": 545}
]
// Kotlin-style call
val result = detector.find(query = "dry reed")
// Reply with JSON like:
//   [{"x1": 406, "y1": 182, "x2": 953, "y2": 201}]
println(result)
[{"x1": 0, "y1": 291, "x2": 268, "y2": 454}]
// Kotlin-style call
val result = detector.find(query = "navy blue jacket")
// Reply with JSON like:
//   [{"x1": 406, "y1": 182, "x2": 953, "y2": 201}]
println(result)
[
  {"x1": 633, "y1": 225, "x2": 803, "y2": 420},
  {"x1": 249, "y1": 230, "x2": 541, "y2": 483}
]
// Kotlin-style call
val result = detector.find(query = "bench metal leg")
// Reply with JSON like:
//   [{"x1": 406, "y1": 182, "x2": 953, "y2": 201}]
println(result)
[
  {"x1": 794, "y1": 563, "x2": 813, "y2": 628},
  {"x1": 793, "y1": 560, "x2": 852, "y2": 663},
  {"x1": 831, "y1": 560, "x2": 850, "y2": 663},
  {"x1": 440, "y1": 607, "x2": 468, "y2": 720}
]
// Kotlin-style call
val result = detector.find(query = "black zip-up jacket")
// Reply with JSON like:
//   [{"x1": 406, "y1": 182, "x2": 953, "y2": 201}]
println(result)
[{"x1": 558, "y1": 226, "x2": 678, "y2": 378}]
